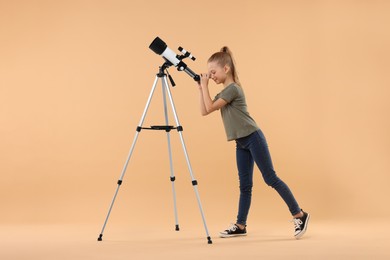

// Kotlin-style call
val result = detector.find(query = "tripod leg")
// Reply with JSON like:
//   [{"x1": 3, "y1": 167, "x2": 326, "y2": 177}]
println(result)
[
  {"x1": 162, "y1": 83, "x2": 180, "y2": 231},
  {"x1": 162, "y1": 77, "x2": 213, "y2": 244},
  {"x1": 98, "y1": 76, "x2": 160, "y2": 241}
]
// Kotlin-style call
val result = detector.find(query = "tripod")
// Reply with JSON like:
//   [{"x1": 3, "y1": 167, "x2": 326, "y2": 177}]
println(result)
[{"x1": 97, "y1": 62, "x2": 213, "y2": 244}]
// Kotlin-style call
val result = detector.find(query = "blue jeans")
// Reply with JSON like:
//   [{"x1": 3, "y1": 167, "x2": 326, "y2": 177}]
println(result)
[{"x1": 235, "y1": 129, "x2": 301, "y2": 225}]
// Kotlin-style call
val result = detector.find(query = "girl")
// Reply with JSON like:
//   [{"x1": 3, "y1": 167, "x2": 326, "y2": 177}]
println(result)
[{"x1": 197, "y1": 46, "x2": 310, "y2": 239}]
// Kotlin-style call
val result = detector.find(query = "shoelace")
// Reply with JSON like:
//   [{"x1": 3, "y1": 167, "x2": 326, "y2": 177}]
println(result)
[
  {"x1": 226, "y1": 223, "x2": 238, "y2": 232},
  {"x1": 292, "y1": 218, "x2": 303, "y2": 230}
]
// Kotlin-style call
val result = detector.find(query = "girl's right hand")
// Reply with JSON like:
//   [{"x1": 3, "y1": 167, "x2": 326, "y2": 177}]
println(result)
[{"x1": 200, "y1": 73, "x2": 210, "y2": 88}]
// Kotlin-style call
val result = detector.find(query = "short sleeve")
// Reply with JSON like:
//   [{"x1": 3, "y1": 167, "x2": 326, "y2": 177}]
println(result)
[{"x1": 218, "y1": 84, "x2": 238, "y2": 103}]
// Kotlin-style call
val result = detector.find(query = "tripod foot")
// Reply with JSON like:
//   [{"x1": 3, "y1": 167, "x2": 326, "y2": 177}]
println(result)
[
  {"x1": 175, "y1": 225, "x2": 180, "y2": 231},
  {"x1": 97, "y1": 234, "x2": 103, "y2": 241},
  {"x1": 207, "y1": 236, "x2": 213, "y2": 244}
]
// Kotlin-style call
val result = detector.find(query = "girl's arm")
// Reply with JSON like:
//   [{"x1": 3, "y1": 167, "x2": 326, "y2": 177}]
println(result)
[
  {"x1": 198, "y1": 73, "x2": 227, "y2": 116},
  {"x1": 201, "y1": 84, "x2": 227, "y2": 115},
  {"x1": 199, "y1": 88, "x2": 208, "y2": 116}
]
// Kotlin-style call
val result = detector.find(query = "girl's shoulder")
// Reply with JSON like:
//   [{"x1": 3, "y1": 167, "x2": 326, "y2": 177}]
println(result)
[
  {"x1": 217, "y1": 83, "x2": 245, "y2": 103},
  {"x1": 228, "y1": 83, "x2": 244, "y2": 95},
  {"x1": 224, "y1": 82, "x2": 242, "y2": 92},
  {"x1": 221, "y1": 83, "x2": 238, "y2": 95}
]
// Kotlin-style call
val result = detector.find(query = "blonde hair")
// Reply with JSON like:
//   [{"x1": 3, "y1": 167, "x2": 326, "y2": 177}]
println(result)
[{"x1": 207, "y1": 46, "x2": 241, "y2": 85}]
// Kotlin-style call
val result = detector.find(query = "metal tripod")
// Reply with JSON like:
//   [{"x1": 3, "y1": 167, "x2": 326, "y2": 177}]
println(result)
[{"x1": 97, "y1": 63, "x2": 212, "y2": 244}]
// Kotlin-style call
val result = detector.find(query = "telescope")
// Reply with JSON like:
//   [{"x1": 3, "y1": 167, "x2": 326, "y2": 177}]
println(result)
[
  {"x1": 97, "y1": 37, "x2": 213, "y2": 245},
  {"x1": 149, "y1": 37, "x2": 200, "y2": 82}
]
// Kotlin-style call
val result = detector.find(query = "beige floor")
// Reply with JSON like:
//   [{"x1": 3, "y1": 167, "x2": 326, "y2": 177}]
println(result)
[{"x1": 1, "y1": 219, "x2": 389, "y2": 260}]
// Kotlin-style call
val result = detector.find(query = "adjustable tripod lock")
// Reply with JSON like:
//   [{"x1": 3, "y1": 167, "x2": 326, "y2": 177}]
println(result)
[{"x1": 158, "y1": 63, "x2": 176, "y2": 87}]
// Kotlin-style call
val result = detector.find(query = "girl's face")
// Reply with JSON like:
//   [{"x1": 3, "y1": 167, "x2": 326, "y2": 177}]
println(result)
[{"x1": 207, "y1": 61, "x2": 229, "y2": 85}]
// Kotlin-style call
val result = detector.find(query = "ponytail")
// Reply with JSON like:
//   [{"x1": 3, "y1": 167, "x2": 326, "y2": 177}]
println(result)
[
  {"x1": 208, "y1": 46, "x2": 241, "y2": 86},
  {"x1": 221, "y1": 46, "x2": 229, "y2": 53}
]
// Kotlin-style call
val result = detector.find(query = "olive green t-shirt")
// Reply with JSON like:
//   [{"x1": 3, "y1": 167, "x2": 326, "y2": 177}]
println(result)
[{"x1": 214, "y1": 83, "x2": 259, "y2": 141}]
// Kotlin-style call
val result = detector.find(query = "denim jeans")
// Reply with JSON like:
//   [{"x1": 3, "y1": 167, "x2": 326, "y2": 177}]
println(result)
[{"x1": 235, "y1": 129, "x2": 301, "y2": 225}]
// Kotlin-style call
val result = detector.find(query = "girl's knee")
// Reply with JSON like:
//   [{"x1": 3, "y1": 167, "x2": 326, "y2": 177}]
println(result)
[
  {"x1": 264, "y1": 174, "x2": 282, "y2": 188},
  {"x1": 239, "y1": 183, "x2": 253, "y2": 193}
]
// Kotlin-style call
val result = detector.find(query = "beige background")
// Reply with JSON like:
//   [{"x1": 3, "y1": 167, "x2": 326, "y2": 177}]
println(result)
[{"x1": 1, "y1": 0, "x2": 390, "y2": 259}]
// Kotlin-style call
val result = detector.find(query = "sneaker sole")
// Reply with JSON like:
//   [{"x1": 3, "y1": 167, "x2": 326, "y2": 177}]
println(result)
[
  {"x1": 219, "y1": 232, "x2": 247, "y2": 238},
  {"x1": 295, "y1": 213, "x2": 310, "y2": 239}
]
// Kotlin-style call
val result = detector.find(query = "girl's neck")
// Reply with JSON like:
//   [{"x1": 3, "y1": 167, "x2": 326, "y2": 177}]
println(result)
[{"x1": 223, "y1": 77, "x2": 235, "y2": 88}]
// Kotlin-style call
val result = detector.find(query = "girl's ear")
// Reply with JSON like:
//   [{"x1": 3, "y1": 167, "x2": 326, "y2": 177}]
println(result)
[{"x1": 224, "y1": 65, "x2": 231, "y2": 74}]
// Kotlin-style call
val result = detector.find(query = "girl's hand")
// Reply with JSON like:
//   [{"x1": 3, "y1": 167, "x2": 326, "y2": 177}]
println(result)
[{"x1": 200, "y1": 73, "x2": 210, "y2": 88}]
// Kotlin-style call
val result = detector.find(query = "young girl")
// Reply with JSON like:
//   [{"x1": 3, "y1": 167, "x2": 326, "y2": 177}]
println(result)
[{"x1": 197, "y1": 46, "x2": 310, "y2": 239}]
